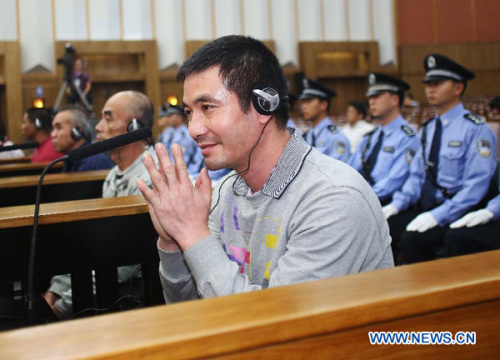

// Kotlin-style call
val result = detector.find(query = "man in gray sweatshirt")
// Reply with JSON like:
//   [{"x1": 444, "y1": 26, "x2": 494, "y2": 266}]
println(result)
[{"x1": 137, "y1": 35, "x2": 394, "y2": 303}]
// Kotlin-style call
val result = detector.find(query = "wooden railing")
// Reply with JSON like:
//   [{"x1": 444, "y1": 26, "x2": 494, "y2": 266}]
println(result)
[
  {"x1": 0, "y1": 250, "x2": 498, "y2": 359},
  {"x1": 0, "y1": 169, "x2": 108, "y2": 207}
]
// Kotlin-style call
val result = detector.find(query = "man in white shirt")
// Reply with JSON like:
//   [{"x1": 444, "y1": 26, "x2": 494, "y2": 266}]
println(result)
[{"x1": 342, "y1": 101, "x2": 374, "y2": 153}]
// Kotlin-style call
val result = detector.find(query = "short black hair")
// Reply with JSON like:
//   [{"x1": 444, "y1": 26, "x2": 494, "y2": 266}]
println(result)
[
  {"x1": 177, "y1": 35, "x2": 289, "y2": 128},
  {"x1": 25, "y1": 107, "x2": 52, "y2": 134},
  {"x1": 348, "y1": 101, "x2": 368, "y2": 118}
]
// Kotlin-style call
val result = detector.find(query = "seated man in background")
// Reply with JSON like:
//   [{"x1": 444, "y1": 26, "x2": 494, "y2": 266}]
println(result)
[
  {"x1": 167, "y1": 103, "x2": 204, "y2": 177},
  {"x1": 342, "y1": 101, "x2": 374, "y2": 154},
  {"x1": 382, "y1": 54, "x2": 497, "y2": 263},
  {"x1": 137, "y1": 35, "x2": 393, "y2": 304},
  {"x1": 349, "y1": 73, "x2": 420, "y2": 206},
  {"x1": 0, "y1": 119, "x2": 25, "y2": 159},
  {"x1": 21, "y1": 107, "x2": 64, "y2": 163},
  {"x1": 301, "y1": 78, "x2": 351, "y2": 162},
  {"x1": 44, "y1": 90, "x2": 155, "y2": 318},
  {"x1": 51, "y1": 105, "x2": 113, "y2": 172}
]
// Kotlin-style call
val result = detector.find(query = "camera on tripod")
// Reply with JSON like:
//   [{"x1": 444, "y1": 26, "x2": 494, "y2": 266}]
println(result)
[{"x1": 57, "y1": 43, "x2": 76, "y2": 81}]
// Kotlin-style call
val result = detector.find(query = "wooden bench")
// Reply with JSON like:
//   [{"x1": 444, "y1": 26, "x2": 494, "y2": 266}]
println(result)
[
  {"x1": 0, "y1": 162, "x2": 63, "y2": 178},
  {"x1": 0, "y1": 169, "x2": 109, "y2": 207},
  {"x1": 0, "y1": 250, "x2": 498, "y2": 359},
  {"x1": 0, "y1": 195, "x2": 161, "y2": 317},
  {"x1": 0, "y1": 156, "x2": 30, "y2": 165}
]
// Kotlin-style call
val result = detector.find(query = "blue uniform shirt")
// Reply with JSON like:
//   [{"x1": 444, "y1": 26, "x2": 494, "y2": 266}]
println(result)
[
  {"x1": 171, "y1": 124, "x2": 204, "y2": 177},
  {"x1": 349, "y1": 115, "x2": 420, "y2": 202},
  {"x1": 303, "y1": 117, "x2": 351, "y2": 162},
  {"x1": 158, "y1": 126, "x2": 175, "y2": 155},
  {"x1": 391, "y1": 103, "x2": 497, "y2": 226}
]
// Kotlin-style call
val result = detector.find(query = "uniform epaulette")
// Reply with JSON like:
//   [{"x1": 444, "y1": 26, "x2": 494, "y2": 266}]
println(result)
[
  {"x1": 364, "y1": 128, "x2": 377, "y2": 137},
  {"x1": 401, "y1": 124, "x2": 416, "y2": 137},
  {"x1": 327, "y1": 124, "x2": 338, "y2": 134},
  {"x1": 464, "y1": 113, "x2": 485, "y2": 125}
]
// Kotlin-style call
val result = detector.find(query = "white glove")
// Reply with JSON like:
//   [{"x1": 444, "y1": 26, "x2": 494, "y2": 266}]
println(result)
[
  {"x1": 406, "y1": 212, "x2": 438, "y2": 233},
  {"x1": 382, "y1": 204, "x2": 398, "y2": 220},
  {"x1": 449, "y1": 209, "x2": 494, "y2": 229}
]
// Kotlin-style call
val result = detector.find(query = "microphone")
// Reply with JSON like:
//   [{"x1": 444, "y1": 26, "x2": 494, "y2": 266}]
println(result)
[
  {"x1": 67, "y1": 127, "x2": 152, "y2": 162},
  {"x1": 0, "y1": 141, "x2": 39, "y2": 152}
]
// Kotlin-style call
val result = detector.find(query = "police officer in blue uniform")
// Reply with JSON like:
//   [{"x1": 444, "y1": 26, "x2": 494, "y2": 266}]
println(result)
[
  {"x1": 166, "y1": 103, "x2": 204, "y2": 177},
  {"x1": 300, "y1": 77, "x2": 350, "y2": 162},
  {"x1": 382, "y1": 54, "x2": 497, "y2": 263},
  {"x1": 349, "y1": 73, "x2": 420, "y2": 205},
  {"x1": 157, "y1": 104, "x2": 175, "y2": 151}
]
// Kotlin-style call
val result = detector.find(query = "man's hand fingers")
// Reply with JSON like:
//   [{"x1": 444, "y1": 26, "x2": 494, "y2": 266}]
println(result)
[
  {"x1": 143, "y1": 150, "x2": 168, "y2": 193},
  {"x1": 171, "y1": 144, "x2": 192, "y2": 185},
  {"x1": 156, "y1": 143, "x2": 178, "y2": 186}
]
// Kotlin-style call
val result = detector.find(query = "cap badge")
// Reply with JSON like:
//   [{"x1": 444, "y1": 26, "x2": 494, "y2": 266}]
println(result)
[
  {"x1": 369, "y1": 73, "x2": 376, "y2": 85},
  {"x1": 302, "y1": 78, "x2": 309, "y2": 89},
  {"x1": 427, "y1": 56, "x2": 436, "y2": 69}
]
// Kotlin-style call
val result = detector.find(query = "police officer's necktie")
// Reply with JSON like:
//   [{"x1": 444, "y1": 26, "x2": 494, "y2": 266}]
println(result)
[
  {"x1": 420, "y1": 117, "x2": 442, "y2": 210},
  {"x1": 428, "y1": 117, "x2": 442, "y2": 179},
  {"x1": 361, "y1": 130, "x2": 384, "y2": 185},
  {"x1": 311, "y1": 129, "x2": 316, "y2": 147}
]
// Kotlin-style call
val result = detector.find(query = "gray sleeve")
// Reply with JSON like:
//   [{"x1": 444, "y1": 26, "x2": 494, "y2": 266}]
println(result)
[
  {"x1": 157, "y1": 242, "x2": 199, "y2": 303},
  {"x1": 180, "y1": 185, "x2": 393, "y2": 299}
]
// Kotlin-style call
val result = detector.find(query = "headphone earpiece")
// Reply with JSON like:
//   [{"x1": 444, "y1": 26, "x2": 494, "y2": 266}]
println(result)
[
  {"x1": 252, "y1": 83, "x2": 283, "y2": 115},
  {"x1": 35, "y1": 118, "x2": 42, "y2": 130},
  {"x1": 127, "y1": 118, "x2": 144, "y2": 133},
  {"x1": 70, "y1": 127, "x2": 83, "y2": 141}
]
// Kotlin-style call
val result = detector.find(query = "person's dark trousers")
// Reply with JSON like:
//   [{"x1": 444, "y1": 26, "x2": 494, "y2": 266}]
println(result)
[
  {"x1": 387, "y1": 208, "x2": 421, "y2": 262},
  {"x1": 444, "y1": 221, "x2": 500, "y2": 257},
  {"x1": 400, "y1": 226, "x2": 449, "y2": 264}
]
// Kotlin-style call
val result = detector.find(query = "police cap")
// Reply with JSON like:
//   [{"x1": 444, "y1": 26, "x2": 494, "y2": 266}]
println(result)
[
  {"x1": 422, "y1": 54, "x2": 475, "y2": 83},
  {"x1": 299, "y1": 77, "x2": 336, "y2": 100},
  {"x1": 158, "y1": 103, "x2": 184, "y2": 117},
  {"x1": 366, "y1": 72, "x2": 410, "y2": 97}
]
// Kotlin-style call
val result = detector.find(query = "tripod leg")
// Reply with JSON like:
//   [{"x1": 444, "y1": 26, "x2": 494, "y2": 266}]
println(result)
[
  {"x1": 73, "y1": 85, "x2": 93, "y2": 113},
  {"x1": 53, "y1": 81, "x2": 68, "y2": 114}
]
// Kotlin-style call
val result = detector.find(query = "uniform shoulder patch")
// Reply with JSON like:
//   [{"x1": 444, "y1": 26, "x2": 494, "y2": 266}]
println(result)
[
  {"x1": 464, "y1": 113, "x2": 485, "y2": 125},
  {"x1": 401, "y1": 124, "x2": 416, "y2": 137},
  {"x1": 327, "y1": 124, "x2": 338, "y2": 134}
]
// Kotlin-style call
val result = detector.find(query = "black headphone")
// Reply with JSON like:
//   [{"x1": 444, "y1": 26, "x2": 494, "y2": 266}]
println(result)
[
  {"x1": 70, "y1": 127, "x2": 83, "y2": 141},
  {"x1": 252, "y1": 83, "x2": 288, "y2": 115},
  {"x1": 127, "y1": 118, "x2": 144, "y2": 133},
  {"x1": 35, "y1": 118, "x2": 43, "y2": 129}
]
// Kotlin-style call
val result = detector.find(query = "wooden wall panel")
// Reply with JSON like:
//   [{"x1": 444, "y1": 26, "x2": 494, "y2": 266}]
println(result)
[
  {"x1": 476, "y1": 0, "x2": 500, "y2": 41},
  {"x1": 398, "y1": 0, "x2": 500, "y2": 45},
  {"x1": 0, "y1": 42, "x2": 23, "y2": 144},
  {"x1": 397, "y1": 0, "x2": 435, "y2": 45},
  {"x1": 436, "y1": 0, "x2": 474, "y2": 43}
]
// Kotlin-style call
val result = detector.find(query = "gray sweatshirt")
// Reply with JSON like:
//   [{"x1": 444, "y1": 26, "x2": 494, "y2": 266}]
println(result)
[{"x1": 158, "y1": 132, "x2": 394, "y2": 303}]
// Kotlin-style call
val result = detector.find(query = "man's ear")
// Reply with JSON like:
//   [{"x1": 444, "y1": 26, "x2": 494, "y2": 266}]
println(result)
[
  {"x1": 319, "y1": 99, "x2": 329, "y2": 112},
  {"x1": 454, "y1": 81, "x2": 465, "y2": 97},
  {"x1": 256, "y1": 111, "x2": 273, "y2": 125}
]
